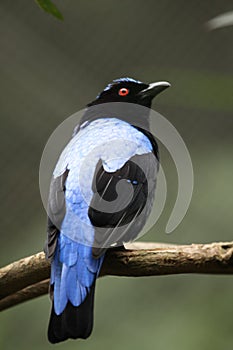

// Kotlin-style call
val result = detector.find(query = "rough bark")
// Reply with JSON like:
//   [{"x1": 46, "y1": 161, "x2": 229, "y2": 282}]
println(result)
[{"x1": 1, "y1": 241, "x2": 233, "y2": 311}]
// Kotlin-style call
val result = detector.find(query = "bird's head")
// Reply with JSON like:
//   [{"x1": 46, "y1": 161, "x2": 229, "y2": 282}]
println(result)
[
  {"x1": 87, "y1": 77, "x2": 170, "y2": 108},
  {"x1": 79, "y1": 77, "x2": 170, "y2": 130}
]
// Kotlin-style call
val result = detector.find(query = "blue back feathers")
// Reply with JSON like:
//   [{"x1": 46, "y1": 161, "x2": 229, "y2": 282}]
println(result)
[{"x1": 51, "y1": 235, "x2": 104, "y2": 315}]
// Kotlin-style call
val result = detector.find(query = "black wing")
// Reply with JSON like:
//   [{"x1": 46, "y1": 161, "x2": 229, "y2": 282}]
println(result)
[
  {"x1": 45, "y1": 169, "x2": 69, "y2": 259},
  {"x1": 45, "y1": 119, "x2": 83, "y2": 259},
  {"x1": 89, "y1": 130, "x2": 159, "y2": 258}
]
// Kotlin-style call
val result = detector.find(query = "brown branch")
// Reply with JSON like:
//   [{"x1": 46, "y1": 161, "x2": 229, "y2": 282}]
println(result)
[
  {"x1": 1, "y1": 241, "x2": 233, "y2": 312},
  {"x1": 0, "y1": 252, "x2": 50, "y2": 299},
  {"x1": 0, "y1": 279, "x2": 50, "y2": 312}
]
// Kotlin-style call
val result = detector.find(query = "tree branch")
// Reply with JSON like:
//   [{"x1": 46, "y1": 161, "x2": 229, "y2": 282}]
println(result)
[
  {"x1": 1, "y1": 241, "x2": 233, "y2": 311},
  {"x1": 0, "y1": 279, "x2": 50, "y2": 311}
]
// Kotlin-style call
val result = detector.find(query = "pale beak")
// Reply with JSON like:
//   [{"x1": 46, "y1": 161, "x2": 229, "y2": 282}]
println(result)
[{"x1": 139, "y1": 81, "x2": 171, "y2": 100}]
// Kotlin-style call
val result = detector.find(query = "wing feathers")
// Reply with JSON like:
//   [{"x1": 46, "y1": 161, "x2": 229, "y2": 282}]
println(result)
[{"x1": 89, "y1": 151, "x2": 158, "y2": 257}]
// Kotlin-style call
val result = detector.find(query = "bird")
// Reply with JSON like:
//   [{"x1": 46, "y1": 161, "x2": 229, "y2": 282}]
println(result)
[{"x1": 45, "y1": 77, "x2": 170, "y2": 343}]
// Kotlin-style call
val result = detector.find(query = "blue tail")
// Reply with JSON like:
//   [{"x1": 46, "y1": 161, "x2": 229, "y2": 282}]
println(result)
[{"x1": 48, "y1": 234, "x2": 104, "y2": 343}]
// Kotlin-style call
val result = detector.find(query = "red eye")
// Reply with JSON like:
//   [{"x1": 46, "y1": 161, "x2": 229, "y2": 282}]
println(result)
[{"x1": 118, "y1": 88, "x2": 129, "y2": 96}]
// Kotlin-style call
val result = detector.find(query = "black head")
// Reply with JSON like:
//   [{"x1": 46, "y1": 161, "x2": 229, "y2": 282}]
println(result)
[
  {"x1": 87, "y1": 77, "x2": 170, "y2": 108},
  {"x1": 78, "y1": 77, "x2": 170, "y2": 131}
]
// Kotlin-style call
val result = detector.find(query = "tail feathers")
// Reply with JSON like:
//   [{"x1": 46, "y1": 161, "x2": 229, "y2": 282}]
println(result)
[{"x1": 48, "y1": 284, "x2": 95, "y2": 344}]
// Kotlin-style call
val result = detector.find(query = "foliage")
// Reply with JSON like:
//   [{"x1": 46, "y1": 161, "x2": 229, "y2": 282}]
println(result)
[{"x1": 35, "y1": 0, "x2": 63, "y2": 20}]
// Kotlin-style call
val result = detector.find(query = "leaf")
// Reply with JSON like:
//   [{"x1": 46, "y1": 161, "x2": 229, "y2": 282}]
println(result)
[{"x1": 35, "y1": 0, "x2": 64, "y2": 20}]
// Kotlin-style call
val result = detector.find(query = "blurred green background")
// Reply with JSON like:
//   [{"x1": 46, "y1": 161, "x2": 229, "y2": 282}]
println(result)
[{"x1": 1, "y1": 1, "x2": 233, "y2": 349}]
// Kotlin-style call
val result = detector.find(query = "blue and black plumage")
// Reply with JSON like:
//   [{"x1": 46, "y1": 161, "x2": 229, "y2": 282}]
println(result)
[{"x1": 45, "y1": 77, "x2": 170, "y2": 343}]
